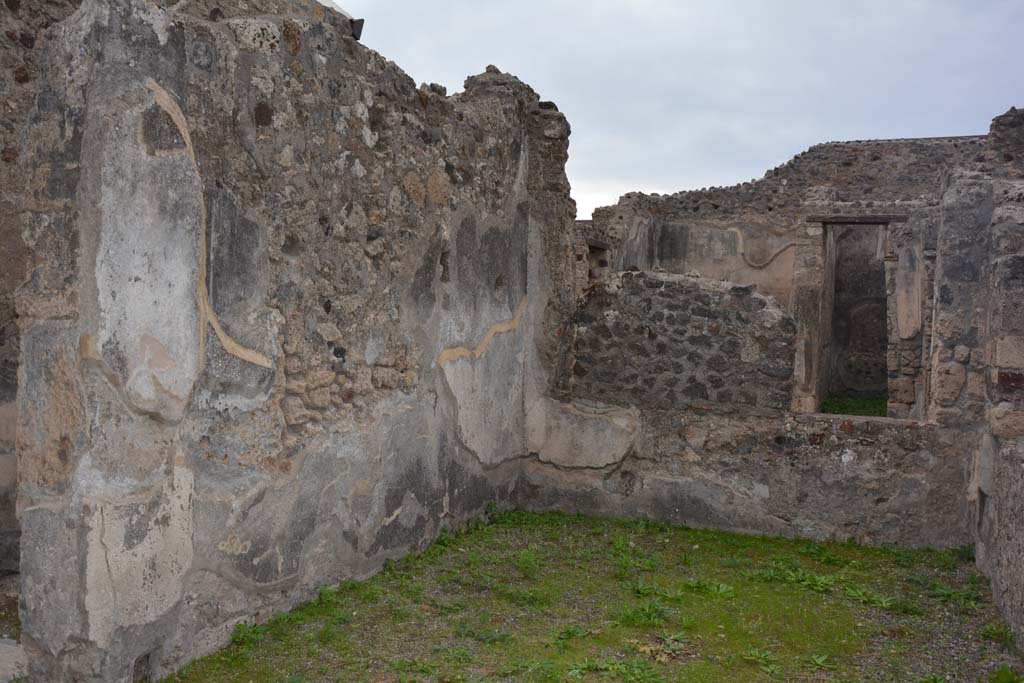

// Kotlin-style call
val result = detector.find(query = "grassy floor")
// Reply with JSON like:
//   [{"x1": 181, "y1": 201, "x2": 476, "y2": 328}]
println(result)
[
  {"x1": 162, "y1": 510, "x2": 1021, "y2": 683},
  {"x1": 0, "y1": 591, "x2": 18, "y2": 641},
  {"x1": 820, "y1": 396, "x2": 889, "y2": 417}
]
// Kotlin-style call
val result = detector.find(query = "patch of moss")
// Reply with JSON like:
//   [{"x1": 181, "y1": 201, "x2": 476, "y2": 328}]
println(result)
[
  {"x1": 821, "y1": 394, "x2": 888, "y2": 416},
  {"x1": 0, "y1": 593, "x2": 19, "y2": 641}
]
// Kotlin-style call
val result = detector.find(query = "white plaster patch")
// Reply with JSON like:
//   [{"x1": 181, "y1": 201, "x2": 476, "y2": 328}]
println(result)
[
  {"x1": 528, "y1": 398, "x2": 639, "y2": 469},
  {"x1": 440, "y1": 301, "x2": 528, "y2": 465},
  {"x1": 95, "y1": 100, "x2": 203, "y2": 421},
  {"x1": 84, "y1": 462, "x2": 194, "y2": 649},
  {"x1": 995, "y1": 336, "x2": 1024, "y2": 369},
  {"x1": 363, "y1": 336, "x2": 383, "y2": 366},
  {"x1": 382, "y1": 505, "x2": 403, "y2": 526}
]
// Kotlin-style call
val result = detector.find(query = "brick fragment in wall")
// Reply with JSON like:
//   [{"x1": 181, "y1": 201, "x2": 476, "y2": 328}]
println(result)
[
  {"x1": 995, "y1": 336, "x2": 1024, "y2": 369},
  {"x1": 933, "y1": 362, "x2": 967, "y2": 406},
  {"x1": 306, "y1": 387, "x2": 332, "y2": 409},
  {"x1": 281, "y1": 396, "x2": 310, "y2": 426},
  {"x1": 889, "y1": 376, "x2": 915, "y2": 404},
  {"x1": 305, "y1": 369, "x2": 336, "y2": 389}
]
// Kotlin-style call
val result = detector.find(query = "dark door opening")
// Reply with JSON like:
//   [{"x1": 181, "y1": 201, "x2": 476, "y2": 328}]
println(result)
[
  {"x1": 587, "y1": 243, "x2": 610, "y2": 283},
  {"x1": 822, "y1": 224, "x2": 888, "y2": 416}
]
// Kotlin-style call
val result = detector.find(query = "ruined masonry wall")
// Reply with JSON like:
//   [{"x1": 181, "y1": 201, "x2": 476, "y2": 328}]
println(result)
[
  {"x1": 519, "y1": 410, "x2": 972, "y2": 549},
  {"x1": 591, "y1": 136, "x2": 990, "y2": 413},
  {"x1": 570, "y1": 272, "x2": 795, "y2": 413},
  {"x1": 556, "y1": 107, "x2": 1024, "y2": 644},
  {"x1": 590, "y1": 135, "x2": 986, "y2": 305},
  {"x1": 974, "y1": 107, "x2": 1024, "y2": 647},
  {"x1": 523, "y1": 269, "x2": 966, "y2": 548},
  {"x1": 10, "y1": 0, "x2": 1024, "y2": 675},
  {"x1": 14, "y1": 0, "x2": 575, "y2": 680},
  {"x1": 0, "y1": 0, "x2": 82, "y2": 577}
]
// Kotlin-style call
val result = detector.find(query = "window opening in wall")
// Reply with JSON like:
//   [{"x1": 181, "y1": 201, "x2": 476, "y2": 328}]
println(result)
[
  {"x1": 587, "y1": 243, "x2": 610, "y2": 283},
  {"x1": 821, "y1": 224, "x2": 889, "y2": 417}
]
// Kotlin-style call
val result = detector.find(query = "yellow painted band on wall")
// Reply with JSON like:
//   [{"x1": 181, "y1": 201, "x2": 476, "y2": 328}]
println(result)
[
  {"x1": 438, "y1": 296, "x2": 528, "y2": 367},
  {"x1": 145, "y1": 79, "x2": 273, "y2": 370}
]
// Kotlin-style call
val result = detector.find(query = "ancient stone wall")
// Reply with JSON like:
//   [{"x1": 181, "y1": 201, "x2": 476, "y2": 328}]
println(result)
[
  {"x1": 523, "y1": 265, "x2": 967, "y2": 546},
  {"x1": 591, "y1": 136, "x2": 984, "y2": 296},
  {"x1": 884, "y1": 215, "x2": 934, "y2": 419},
  {"x1": 0, "y1": 0, "x2": 82, "y2": 577},
  {"x1": 8, "y1": 0, "x2": 1024, "y2": 675},
  {"x1": 591, "y1": 136, "x2": 984, "y2": 411},
  {"x1": 569, "y1": 272, "x2": 794, "y2": 413},
  {"x1": 551, "y1": 107, "x2": 1024, "y2": 646},
  {"x1": 973, "y1": 107, "x2": 1024, "y2": 647},
  {"x1": 520, "y1": 409, "x2": 972, "y2": 548},
  {"x1": 13, "y1": 0, "x2": 574, "y2": 680}
]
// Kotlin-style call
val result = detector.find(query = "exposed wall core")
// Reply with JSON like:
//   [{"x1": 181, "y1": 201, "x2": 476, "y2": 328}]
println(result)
[{"x1": 1, "y1": 0, "x2": 83, "y2": 580}]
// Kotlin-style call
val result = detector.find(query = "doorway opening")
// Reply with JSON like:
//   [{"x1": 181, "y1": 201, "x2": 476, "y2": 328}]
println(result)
[
  {"x1": 587, "y1": 242, "x2": 611, "y2": 283},
  {"x1": 822, "y1": 224, "x2": 889, "y2": 416}
]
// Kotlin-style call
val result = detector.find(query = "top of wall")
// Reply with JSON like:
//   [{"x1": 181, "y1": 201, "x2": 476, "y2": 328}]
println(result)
[{"x1": 593, "y1": 128, "x2": 1010, "y2": 224}]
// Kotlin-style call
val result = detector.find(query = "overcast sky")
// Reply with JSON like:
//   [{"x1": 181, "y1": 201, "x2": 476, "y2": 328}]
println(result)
[{"x1": 336, "y1": 1, "x2": 1023, "y2": 219}]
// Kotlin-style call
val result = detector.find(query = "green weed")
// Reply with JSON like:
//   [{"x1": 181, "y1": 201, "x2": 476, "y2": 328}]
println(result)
[
  {"x1": 807, "y1": 653, "x2": 837, "y2": 671},
  {"x1": 928, "y1": 581, "x2": 981, "y2": 609},
  {"x1": 390, "y1": 658, "x2": 438, "y2": 674},
  {"x1": 749, "y1": 561, "x2": 837, "y2": 594},
  {"x1": 843, "y1": 584, "x2": 894, "y2": 609},
  {"x1": 800, "y1": 542, "x2": 851, "y2": 567},
  {"x1": 743, "y1": 647, "x2": 783, "y2": 675},
  {"x1": 515, "y1": 548, "x2": 542, "y2": 580},
  {"x1": 980, "y1": 623, "x2": 1016, "y2": 649},
  {"x1": 497, "y1": 585, "x2": 551, "y2": 608},
  {"x1": 684, "y1": 578, "x2": 735, "y2": 597},
  {"x1": 613, "y1": 600, "x2": 670, "y2": 627},
  {"x1": 990, "y1": 665, "x2": 1024, "y2": 683},
  {"x1": 568, "y1": 657, "x2": 664, "y2": 682},
  {"x1": 229, "y1": 622, "x2": 267, "y2": 647},
  {"x1": 456, "y1": 620, "x2": 511, "y2": 644},
  {"x1": 551, "y1": 624, "x2": 587, "y2": 651}
]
